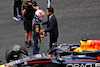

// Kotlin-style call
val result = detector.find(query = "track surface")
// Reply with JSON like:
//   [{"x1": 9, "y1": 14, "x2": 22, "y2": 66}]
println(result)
[{"x1": 0, "y1": 0, "x2": 100, "y2": 65}]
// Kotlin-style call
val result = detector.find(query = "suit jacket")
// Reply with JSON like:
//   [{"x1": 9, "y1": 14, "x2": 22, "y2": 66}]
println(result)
[{"x1": 42, "y1": 15, "x2": 59, "y2": 38}]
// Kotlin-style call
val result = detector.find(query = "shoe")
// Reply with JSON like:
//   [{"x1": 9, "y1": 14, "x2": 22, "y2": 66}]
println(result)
[
  {"x1": 25, "y1": 41, "x2": 29, "y2": 48},
  {"x1": 13, "y1": 16, "x2": 21, "y2": 21},
  {"x1": 29, "y1": 40, "x2": 32, "y2": 46},
  {"x1": 18, "y1": 14, "x2": 22, "y2": 18}
]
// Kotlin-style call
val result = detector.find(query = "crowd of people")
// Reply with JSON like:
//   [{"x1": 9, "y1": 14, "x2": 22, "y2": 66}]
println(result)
[{"x1": 13, "y1": 0, "x2": 59, "y2": 54}]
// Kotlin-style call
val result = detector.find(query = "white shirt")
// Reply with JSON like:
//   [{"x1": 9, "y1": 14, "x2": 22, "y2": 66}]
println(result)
[{"x1": 49, "y1": 14, "x2": 54, "y2": 20}]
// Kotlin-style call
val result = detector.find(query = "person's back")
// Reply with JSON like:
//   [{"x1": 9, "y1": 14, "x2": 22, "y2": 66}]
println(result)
[{"x1": 22, "y1": 1, "x2": 35, "y2": 47}]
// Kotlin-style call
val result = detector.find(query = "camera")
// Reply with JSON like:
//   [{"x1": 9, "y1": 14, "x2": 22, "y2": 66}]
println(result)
[{"x1": 23, "y1": 1, "x2": 32, "y2": 9}]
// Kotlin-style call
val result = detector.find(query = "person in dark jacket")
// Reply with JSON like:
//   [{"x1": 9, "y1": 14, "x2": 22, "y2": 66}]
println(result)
[
  {"x1": 22, "y1": 0, "x2": 39, "y2": 47},
  {"x1": 40, "y1": 7, "x2": 59, "y2": 48}
]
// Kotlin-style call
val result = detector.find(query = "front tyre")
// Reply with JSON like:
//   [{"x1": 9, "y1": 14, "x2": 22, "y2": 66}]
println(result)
[{"x1": 5, "y1": 45, "x2": 28, "y2": 63}]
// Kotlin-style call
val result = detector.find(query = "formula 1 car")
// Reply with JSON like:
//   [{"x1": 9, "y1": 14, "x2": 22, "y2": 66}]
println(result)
[{"x1": 1, "y1": 37, "x2": 100, "y2": 67}]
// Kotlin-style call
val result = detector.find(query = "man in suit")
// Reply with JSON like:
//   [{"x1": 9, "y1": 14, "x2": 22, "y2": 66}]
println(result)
[{"x1": 40, "y1": 7, "x2": 59, "y2": 48}]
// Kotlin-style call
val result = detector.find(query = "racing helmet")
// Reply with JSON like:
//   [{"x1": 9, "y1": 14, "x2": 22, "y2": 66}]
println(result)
[{"x1": 35, "y1": 9, "x2": 45, "y2": 20}]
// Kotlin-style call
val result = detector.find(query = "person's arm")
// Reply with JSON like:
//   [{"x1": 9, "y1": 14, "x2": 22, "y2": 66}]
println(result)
[
  {"x1": 44, "y1": 20, "x2": 54, "y2": 32},
  {"x1": 40, "y1": 20, "x2": 55, "y2": 33},
  {"x1": 22, "y1": 9, "x2": 26, "y2": 15},
  {"x1": 32, "y1": 1, "x2": 39, "y2": 10},
  {"x1": 32, "y1": 6, "x2": 39, "y2": 10},
  {"x1": 42, "y1": 21, "x2": 48, "y2": 25}
]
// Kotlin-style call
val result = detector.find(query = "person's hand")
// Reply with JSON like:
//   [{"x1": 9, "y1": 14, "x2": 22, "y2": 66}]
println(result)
[
  {"x1": 40, "y1": 30, "x2": 44, "y2": 33},
  {"x1": 42, "y1": 32, "x2": 45, "y2": 38},
  {"x1": 40, "y1": 34, "x2": 45, "y2": 38},
  {"x1": 29, "y1": 2, "x2": 32, "y2": 5}
]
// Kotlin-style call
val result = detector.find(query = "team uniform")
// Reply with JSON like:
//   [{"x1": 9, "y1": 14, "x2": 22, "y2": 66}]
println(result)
[
  {"x1": 32, "y1": 9, "x2": 45, "y2": 54},
  {"x1": 33, "y1": 18, "x2": 42, "y2": 54}
]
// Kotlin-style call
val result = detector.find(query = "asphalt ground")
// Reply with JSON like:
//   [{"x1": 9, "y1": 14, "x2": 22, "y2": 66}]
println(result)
[{"x1": 0, "y1": 0, "x2": 100, "y2": 65}]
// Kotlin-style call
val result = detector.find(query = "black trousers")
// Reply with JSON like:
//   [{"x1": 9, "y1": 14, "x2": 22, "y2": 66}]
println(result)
[
  {"x1": 14, "y1": 0, "x2": 22, "y2": 17},
  {"x1": 50, "y1": 35, "x2": 58, "y2": 48}
]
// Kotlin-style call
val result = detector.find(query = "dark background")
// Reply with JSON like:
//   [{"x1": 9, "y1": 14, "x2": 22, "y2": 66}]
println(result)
[{"x1": 0, "y1": 0, "x2": 100, "y2": 64}]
